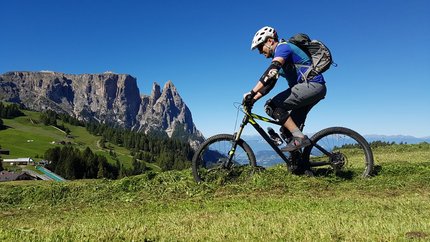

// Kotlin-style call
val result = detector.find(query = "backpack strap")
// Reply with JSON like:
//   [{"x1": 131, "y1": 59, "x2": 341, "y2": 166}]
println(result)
[
  {"x1": 278, "y1": 40, "x2": 312, "y2": 81},
  {"x1": 294, "y1": 64, "x2": 313, "y2": 82}
]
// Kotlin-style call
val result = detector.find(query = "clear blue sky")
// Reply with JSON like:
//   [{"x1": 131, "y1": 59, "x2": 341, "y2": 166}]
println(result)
[{"x1": 1, "y1": 0, "x2": 429, "y2": 138}]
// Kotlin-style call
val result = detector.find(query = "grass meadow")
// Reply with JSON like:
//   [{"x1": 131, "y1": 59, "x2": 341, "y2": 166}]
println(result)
[
  {"x1": 0, "y1": 110, "x2": 134, "y2": 168},
  {"x1": 1, "y1": 143, "x2": 429, "y2": 241}
]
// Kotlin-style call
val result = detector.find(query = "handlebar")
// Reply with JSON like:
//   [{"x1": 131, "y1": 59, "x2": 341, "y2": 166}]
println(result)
[{"x1": 242, "y1": 102, "x2": 253, "y2": 114}]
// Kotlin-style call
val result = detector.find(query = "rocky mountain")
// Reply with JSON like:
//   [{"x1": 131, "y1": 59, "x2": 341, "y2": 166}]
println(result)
[{"x1": 0, "y1": 71, "x2": 204, "y2": 148}]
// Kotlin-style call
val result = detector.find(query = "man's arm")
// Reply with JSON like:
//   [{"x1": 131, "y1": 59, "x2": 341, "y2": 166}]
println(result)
[{"x1": 245, "y1": 57, "x2": 285, "y2": 102}]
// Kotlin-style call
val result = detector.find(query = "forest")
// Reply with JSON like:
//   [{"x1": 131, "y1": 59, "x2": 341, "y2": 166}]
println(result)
[
  {"x1": 0, "y1": 102, "x2": 194, "y2": 179},
  {"x1": 42, "y1": 109, "x2": 194, "y2": 179}
]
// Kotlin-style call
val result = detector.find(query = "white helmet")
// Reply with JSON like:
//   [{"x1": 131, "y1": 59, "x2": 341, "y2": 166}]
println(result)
[{"x1": 251, "y1": 26, "x2": 278, "y2": 50}]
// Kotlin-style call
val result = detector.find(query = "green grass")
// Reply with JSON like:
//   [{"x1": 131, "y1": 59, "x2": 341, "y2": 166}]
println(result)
[
  {"x1": 0, "y1": 110, "x2": 134, "y2": 167},
  {"x1": 1, "y1": 144, "x2": 429, "y2": 241},
  {"x1": 1, "y1": 113, "x2": 66, "y2": 158}
]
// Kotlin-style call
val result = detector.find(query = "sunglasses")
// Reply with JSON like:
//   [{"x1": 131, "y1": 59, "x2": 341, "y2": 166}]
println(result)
[{"x1": 257, "y1": 44, "x2": 264, "y2": 52}]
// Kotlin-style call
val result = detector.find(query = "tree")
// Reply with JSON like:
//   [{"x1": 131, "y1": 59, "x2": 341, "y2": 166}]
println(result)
[
  {"x1": 0, "y1": 118, "x2": 4, "y2": 130},
  {"x1": 158, "y1": 152, "x2": 175, "y2": 171},
  {"x1": 0, "y1": 102, "x2": 24, "y2": 119},
  {"x1": 45, "y1": 146, "x2": 61, "y2": 165},
  {"x1": 132, "y1": 158, "x2": 147, "y2": 175},
  {"x1": 44, "y1": 146, "x2": 120, "y2": 180},
  {"x1": 40, "y1": 110, "x2": 58, "y2": 126},
  {"x1": 99, "y1": 137, "x2": 106, "y2": 148},
  {"x1": 97, "y1": 161, "x2": 105, "y2": 179}
]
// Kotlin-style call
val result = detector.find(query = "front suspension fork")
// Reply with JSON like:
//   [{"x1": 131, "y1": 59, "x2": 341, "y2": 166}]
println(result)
[{"x1": 225, "y1": 117, "x2": 248, "y2": 168}]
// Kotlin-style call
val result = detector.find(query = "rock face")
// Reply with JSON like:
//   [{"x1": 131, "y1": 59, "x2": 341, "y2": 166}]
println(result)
[{"x1": 0, "y1": 71, "x2": 204, "y2": 147}]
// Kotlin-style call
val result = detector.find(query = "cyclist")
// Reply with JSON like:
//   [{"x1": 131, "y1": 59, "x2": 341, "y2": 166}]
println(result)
[{"x1": 243, "y1": 26, "x2": 327, "y2": 168}]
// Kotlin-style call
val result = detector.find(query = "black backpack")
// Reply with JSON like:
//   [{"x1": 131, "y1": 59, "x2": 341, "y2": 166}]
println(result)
[{"x1": 287, "y1": 33, "x2": 335, "y2": 81}]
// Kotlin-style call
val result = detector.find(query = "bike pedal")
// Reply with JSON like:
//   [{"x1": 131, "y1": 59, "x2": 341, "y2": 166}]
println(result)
[{"x1": 267, "y1": 127, "x2": 284, "y2": 146}]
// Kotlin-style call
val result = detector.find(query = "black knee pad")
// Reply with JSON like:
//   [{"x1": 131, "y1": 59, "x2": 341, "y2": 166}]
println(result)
[
  {"x1": 264, "y1": 99, "x2": 275, "y2": 116},
  {"x1": 264, "y1": 99, "x2": 290, "y2": 124}
]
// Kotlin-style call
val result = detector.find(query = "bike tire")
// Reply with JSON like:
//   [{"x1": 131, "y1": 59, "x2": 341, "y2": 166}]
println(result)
[
  {"x1": 192, "y1": 134, "x2": 257, "y2": 183},
  {"x1": 302, "y1": 127, "x2": 374, "y2": 178}
]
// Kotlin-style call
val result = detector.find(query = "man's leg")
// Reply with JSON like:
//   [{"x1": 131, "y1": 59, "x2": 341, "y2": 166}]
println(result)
[
  {"x1": 285, "y1": 117, "x2": 304, "y2": 138},
  {"x1": 282, "y1": 105, "x2": 314, "y2": 173},
  {"x1": 265, "y1": 82, "x2": 326, "y2": 151},
  {"x1": 280, "y1": 82, "x2": 326, "y2": 151}
]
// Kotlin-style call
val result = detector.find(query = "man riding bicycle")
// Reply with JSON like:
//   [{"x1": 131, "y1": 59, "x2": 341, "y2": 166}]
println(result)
[{"x1": 243, "y1": 26, "x2": 327, "y2": 171}]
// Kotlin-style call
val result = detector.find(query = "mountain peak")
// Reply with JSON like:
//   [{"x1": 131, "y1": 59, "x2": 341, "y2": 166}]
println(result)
[
  {"x1": 151, "y1": 82, "x2": 161, "y2": 102},
  {"x1": 163, "y1": 80, "x2": 176, "y2": 90},
  {"x1": 0, "y1": 71, "x2": 204, "y2": 148}
]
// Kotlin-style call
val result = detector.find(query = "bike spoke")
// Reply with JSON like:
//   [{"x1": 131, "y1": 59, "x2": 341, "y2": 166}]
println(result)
[
  {"x1": 200, "y1": 140, "x2": 250, "y2": 168},
  {"x1": 305, "y1": 128, "x2": 373, "y2": 178},
  {"x1": 192, "y1": 134, "x2": 256, "y2": 182}
]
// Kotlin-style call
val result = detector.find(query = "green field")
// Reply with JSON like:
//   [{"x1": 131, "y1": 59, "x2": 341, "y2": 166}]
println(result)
[
  {"x1": 0, "y1": 110, "x2": 135, "y2": 168},
  {"x1": 1, "y1": 143, "x2": 429, "y2": 241}
]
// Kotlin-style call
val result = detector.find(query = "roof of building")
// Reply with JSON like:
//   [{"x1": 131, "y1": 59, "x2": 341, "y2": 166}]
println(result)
[
  {"x1": 2, "y1": 158, "x2": 34, "y2": 162},
  {"x1": 0, "y1": 171, "x2": 36, "y2": 182}
]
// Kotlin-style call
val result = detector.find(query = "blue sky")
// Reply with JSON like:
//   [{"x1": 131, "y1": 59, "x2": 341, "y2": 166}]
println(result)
[{"x1": 1, "y1": 0, "x2": 429, "y2": 138}]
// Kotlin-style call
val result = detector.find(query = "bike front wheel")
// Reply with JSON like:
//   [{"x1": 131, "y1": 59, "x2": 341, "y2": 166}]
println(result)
[
  {"x1": 302, "y1": 127, "x2": 374, "y2": 178},
  {"x1": 192, "y1": 134, "x2": 256, "y2": 183}
]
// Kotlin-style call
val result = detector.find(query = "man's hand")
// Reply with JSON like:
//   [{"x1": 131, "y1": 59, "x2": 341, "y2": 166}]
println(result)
[{"x1": 242, "y1": 91, "x2": 256, "y2": 111}]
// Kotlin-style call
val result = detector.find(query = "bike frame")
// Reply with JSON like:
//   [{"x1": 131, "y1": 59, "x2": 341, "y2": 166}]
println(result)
[
  {"x1": 227, "y1": 107, "x2": 334, "y2": 168},
  {"x1": 228, "y1": 108, "x2": 291, "y2": 167}
]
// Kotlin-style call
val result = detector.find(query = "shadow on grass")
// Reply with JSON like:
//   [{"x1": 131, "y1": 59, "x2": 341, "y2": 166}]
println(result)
[
  {"x1": 211, "y1": 165, "x2": 378, "y2": 183},
  {"x1": 200, "y1": 165, "x2": 266, "y2": 184},
  {"x1": 372, "y1": 165, "x2": 382, "y2": 176},
  {"x1": 310, "y1": 165, "x2": 382, "y2": 180},
  {"x1": 0, "y1": 125, "x2": 13, "y2": 130}
]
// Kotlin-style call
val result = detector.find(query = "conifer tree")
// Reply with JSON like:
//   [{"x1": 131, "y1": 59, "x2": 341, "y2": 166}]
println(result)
[
  {"x1": 0, "y1": 155, "x2": 3, "y2": 171},
  {"x1": 97, "y1": 161, "x2": 105, "y2": 179}
]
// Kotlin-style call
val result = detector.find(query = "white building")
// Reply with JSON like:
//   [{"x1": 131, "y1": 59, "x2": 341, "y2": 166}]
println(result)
[{"x1": 2, "y1": 158, "x2": 34, "y2": 166}]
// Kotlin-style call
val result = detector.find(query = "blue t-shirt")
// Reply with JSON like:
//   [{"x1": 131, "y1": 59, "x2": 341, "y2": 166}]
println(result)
[{"x1": 273, "y1": 42, "x2": 325, "y2": 87}]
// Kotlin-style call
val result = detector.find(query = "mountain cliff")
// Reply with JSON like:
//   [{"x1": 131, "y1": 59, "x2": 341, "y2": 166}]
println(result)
[{"x1": 0, "y1": 71, "x2": 204, "y2": 147}]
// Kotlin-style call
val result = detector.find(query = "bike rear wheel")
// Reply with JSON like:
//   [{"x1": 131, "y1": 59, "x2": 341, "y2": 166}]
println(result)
[
  {"x1": 302, "y1": 127, "x2": 374, "y2": 178},
  {"x1": 192, "y1": 134, "x2": 256, "y2": 183}
]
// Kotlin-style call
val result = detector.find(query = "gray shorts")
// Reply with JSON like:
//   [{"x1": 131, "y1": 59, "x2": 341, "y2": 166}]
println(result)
[{"x1": 266, "y1": 82, "x2": 327, "y2": 129}]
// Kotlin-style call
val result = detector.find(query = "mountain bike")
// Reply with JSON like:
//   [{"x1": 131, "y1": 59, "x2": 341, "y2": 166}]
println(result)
[{"x1": 192, "y1": 104, "x2": 374, "y2": 182}]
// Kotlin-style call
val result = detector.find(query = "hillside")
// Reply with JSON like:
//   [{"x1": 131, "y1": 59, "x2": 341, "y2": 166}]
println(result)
[
  {"x1": 1, "y1": 144, "x2": 429, "y2": 240},
  {"x1": 0, "y1": 109, "x2": 150, "y2": 170}
]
